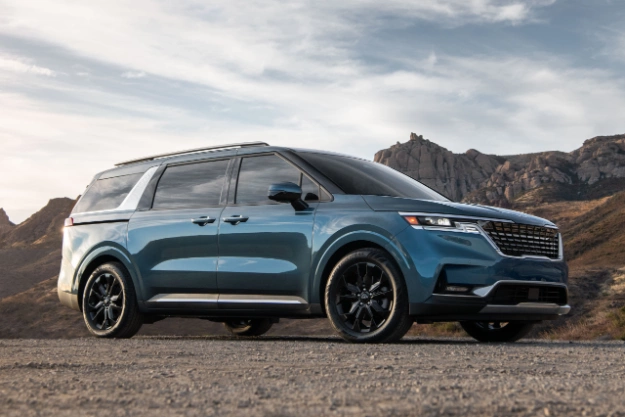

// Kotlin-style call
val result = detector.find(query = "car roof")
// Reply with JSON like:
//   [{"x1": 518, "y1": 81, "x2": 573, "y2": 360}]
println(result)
[{"x1": 96, "y1": 143, "x2": 364, "y2": 179}]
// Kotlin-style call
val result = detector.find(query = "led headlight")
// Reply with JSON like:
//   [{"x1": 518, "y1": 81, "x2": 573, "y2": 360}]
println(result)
[{"x1": 419, "y1": 216, "x2": 454, "y2": 227}]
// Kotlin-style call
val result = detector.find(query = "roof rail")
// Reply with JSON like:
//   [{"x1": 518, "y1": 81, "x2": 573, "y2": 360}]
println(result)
[{"x1": 115, "y1": 142, "x2": 270, "y2": 166}]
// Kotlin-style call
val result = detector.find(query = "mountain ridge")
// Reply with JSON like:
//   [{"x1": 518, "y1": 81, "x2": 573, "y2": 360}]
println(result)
[{"x1": 375, "y1": 132, "x2": 625, "y2": 206}]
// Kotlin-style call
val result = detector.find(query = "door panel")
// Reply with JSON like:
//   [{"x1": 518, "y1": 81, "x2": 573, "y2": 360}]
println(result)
[
  {"x1": 216, "y1": 153, "x2": 317, "y2": 301},
  {"x1": 217, "y1": 204, "x2": 314, "y2": 296},
  {"x1": 127, "y1": 157, "x2": 230, "y2": 302},
  {"x1": 128, "y1": 208, "x2": 224, "y2": 301}
]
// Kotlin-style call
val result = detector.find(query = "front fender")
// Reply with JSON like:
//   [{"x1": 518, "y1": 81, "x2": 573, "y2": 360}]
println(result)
[{"x1": 309, "y1": 230, "x2": 418, "y2": 306}]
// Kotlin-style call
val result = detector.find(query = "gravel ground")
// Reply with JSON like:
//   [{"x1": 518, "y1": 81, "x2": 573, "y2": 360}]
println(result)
[{"x1": 1, "y1": 337, "x2": 624, "y2": 417}]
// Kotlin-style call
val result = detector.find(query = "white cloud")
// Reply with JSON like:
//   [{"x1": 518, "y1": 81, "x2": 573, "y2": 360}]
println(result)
[
  {"x1": 0, "y1": 54, "x2": 55, "y2": 76},
  {"x1": 121, "y1": 71, "x2": 146, "y2": 79},
  {"x1": 1, "y1": 0, "x2": 624, "y2": 222}
]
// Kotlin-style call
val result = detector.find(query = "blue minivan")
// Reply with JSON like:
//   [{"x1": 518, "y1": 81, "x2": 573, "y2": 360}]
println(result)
[{"x1": 58, "y1": 142, "x2": 569, "y2": 343}]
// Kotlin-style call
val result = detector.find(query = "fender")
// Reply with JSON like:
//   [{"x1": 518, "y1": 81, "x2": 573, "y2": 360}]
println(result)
[
  {"x1": 309, "y1": 230, "x2": 418, "y2": 306},
  {"x1": 73, "y1": 244, "x2": 145, "y2": 308}
]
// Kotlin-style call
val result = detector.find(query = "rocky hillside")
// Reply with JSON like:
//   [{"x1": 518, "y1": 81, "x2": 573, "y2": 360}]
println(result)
[
  {"x1": 375, "y1": 133, "x2": 625, "y2": 206},
  {"x1": 0, "y1": 208, "x2": 15, "y2": 235},
  {"x1": 0, "y1": 198, "x2": 76, "y2": 298}
]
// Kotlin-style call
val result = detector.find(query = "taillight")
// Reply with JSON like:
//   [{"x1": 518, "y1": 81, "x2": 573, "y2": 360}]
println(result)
[{"x1": 64, "y1": 217, "x2": 74, "y2": 227}]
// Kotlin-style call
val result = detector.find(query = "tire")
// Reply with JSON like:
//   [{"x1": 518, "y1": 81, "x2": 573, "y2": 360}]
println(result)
[
  {"x1": 325, "y1": 248, "x2": 413, "y2": 343},
  {"x1": 82, "y1": 262, "x2": 143, "y2": 338},
  {"x1": 460, "y1": 321, "x2": 535, "y2": 343},
  {"x1": 223, "y1": 319, "x2": 273, "y2": 336}
]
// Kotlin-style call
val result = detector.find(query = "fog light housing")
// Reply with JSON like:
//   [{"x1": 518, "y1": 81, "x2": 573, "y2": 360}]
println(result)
[{"x1": 445, "y1": 285, "x2": 470, "y2": 293}]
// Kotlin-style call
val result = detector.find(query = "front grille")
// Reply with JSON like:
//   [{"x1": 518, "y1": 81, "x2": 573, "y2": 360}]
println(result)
[
  {"x1": 491, "y1": 284, "x2": 568, "y2": 305},
  {"x1": 482, "y1": 222, "x2": 560, "y2": 259}
]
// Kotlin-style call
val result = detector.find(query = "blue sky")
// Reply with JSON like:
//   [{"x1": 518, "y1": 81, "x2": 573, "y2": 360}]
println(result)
[{"x1": 1, "y1": 0, "x2": 624, "y2": 223}]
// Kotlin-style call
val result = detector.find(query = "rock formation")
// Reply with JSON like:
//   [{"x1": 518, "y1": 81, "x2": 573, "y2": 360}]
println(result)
[
  {"x1": 0, "y1": 208, "x2": 15, "y2": 236},
  {"x1": 375, "y1": 133, "x2": 625, "y2": 206}
]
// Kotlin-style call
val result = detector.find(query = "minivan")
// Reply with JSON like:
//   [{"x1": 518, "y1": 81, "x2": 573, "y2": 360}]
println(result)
[{"x1": 58, "y1": 142, "x2": 569, "y2": 343}]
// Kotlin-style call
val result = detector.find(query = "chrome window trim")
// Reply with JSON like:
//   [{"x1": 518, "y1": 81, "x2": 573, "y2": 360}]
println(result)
[{"x1": 401, "y1": 212, "x2": 564, "y2": 262}]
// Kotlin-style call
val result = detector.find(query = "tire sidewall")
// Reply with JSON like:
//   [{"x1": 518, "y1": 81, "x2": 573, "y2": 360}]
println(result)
[
  {"x1": 82, "y1": 263, "x2": 131, "y2": 337},
  {"x1": 325, "y1": 249, "x2": 409, "y2": 343}
]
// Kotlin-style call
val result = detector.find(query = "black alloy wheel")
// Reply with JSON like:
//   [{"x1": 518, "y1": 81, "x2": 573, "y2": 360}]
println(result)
[
  {"x1": 82, "y1": 262, "x2": 143, "y2": 338},
  {"x1": 325, "y1": 248, "x2": 413, "y2": 343},
  {"x1": 336, "y1": 262, "x2": 393, "y2": 332},
  {"x1": 460, "y1": 320, "x2": 536, "y2": 343},
  {"x1": 86, "y1": 273, "x2": 123, "y2": 331}
]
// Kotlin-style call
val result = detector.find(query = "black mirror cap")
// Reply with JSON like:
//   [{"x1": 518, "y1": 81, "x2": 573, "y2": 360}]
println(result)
[{"x1": 268, "y1": 182, "x2": 308, "y2": 211}]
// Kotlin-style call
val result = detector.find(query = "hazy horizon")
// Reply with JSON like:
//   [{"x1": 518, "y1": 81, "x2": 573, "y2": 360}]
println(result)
[{"x1": 2, "y1": 1, "x2": 625, "y2": 223}]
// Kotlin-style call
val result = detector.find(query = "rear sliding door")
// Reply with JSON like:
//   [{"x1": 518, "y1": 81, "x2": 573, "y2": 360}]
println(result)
[{"x1": 127, "y1": 158, "x2": 231, "y2": 307}]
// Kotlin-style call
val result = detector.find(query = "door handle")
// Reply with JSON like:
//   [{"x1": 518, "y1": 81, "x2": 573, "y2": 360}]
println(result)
[
  {"x1": 191, "y1": 216, "x2": 216, "y2": 226},
  {"x1": 223, "y1": 215, "x2": 249, "y2": 225}
]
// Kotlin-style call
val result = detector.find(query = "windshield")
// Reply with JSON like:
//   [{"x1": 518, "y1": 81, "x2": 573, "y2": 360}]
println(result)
[{"x1": 296, "y1": 151, "x2": 449, "y2": 202}]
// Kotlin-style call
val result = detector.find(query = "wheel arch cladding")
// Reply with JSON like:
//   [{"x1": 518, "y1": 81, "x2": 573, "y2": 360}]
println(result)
[
  {"x1": 316, "y1": 238, "x2": 409, "y2": 314},
  {"x1": 77, "y1": 251, "x2": 138, "y2": 312}
]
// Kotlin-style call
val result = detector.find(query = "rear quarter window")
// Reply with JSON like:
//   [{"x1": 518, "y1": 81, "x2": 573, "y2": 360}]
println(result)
[{"x1": 73, "y1": 173, "x2": 143, "y2": 213}]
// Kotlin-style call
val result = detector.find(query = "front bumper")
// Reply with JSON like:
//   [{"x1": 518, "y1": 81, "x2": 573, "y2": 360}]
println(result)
[{"x1": 410, "y1": 280, "x2": 570, "y2": 321}]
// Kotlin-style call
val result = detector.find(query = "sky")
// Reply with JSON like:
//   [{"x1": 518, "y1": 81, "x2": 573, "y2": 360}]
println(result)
[{"x1": 1, "y1": 0, "x2": 624, "y2": 223}]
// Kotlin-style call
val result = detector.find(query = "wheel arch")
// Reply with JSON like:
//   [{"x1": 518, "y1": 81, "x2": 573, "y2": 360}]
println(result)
[
  {"x1": 311, "y1": 231, "x2": 414, "y2": 314},
  {"x1": 75, "y1": 246, "x2": 141, "y2": 312}
]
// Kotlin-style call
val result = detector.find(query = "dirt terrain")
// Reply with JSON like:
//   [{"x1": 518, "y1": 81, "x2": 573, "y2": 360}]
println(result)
[{"x1": 1, "y1": 337, "x2": 624, "y2": 417}]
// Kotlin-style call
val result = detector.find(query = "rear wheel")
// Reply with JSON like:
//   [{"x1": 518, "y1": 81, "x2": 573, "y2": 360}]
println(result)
[
  {"x1": 460, "y1": 321, "x2": 535, "y2": 343},
  {"x1": 223, "y1": 318, "x2": 273, "y2": 336},
  {"x1": 82, "y1": 262, "x2": 143, "y2": 338},
  {"x1": 325, "y1": 248, "x2": 413, "y2": 343}
]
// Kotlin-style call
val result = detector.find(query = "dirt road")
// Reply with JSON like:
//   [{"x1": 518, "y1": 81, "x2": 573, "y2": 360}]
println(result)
[{"x1": 1, "y1": 337, "x2": 624, "y2": 416}]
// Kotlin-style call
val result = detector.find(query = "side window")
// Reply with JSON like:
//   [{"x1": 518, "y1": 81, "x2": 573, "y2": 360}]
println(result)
[
  {"x1": 236, "y1": 155, "x2": 300, "y2": 205},
  {"x1": 301, "y1": 174, "x2": 319, "y2": 201},
  {"x1": 73, "y1": 173, "x2": 143, "y2": 213},
  {"x1": 152, "y1": 159, "x2": 229, "y2": 209}
]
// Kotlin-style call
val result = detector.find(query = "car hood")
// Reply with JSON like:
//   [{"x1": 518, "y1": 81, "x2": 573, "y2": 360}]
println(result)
[{"x1": 362, "y1": 196, "x2": 556, "y2": 227}]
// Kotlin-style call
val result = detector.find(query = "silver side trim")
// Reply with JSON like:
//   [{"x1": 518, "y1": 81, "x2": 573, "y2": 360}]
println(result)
[
  {"x1": 73, "y1": 166, "x2": 159, "y2": 216},
  {"x1": 218, "y1": 294, "x2": 307, "y2": 305},
  {"x1": 147, "y1": 293, "x2": 307, "y2": 305},
  {"x1": 480, "y1": 303, "x2": 570, "y2": 315},
  {"x1": 472, "y1": 280, "x2": 568, "y2": 298},
  {"x1": 118, "y1": 166, "x2": 159, "y2": 210},
  {"x1": 148, "y1": 294, "x2": 219, "y2": 303}
]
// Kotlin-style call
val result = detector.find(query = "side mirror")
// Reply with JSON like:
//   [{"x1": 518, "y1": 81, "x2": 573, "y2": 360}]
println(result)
[{"x1": 268, "y1": 182, "x2": 308, "y2": 211}]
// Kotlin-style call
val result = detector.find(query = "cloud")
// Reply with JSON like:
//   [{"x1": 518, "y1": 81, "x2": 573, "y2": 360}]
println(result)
[
  {"x1": 121, "y1": 71, "x2": 146, "y2": 79},
  {"x1": 1, "y1": 0, "x2": 625, "y2": 223},
  {"x1": 0, "y1": 54, "x2": 55, "y2": 76}
]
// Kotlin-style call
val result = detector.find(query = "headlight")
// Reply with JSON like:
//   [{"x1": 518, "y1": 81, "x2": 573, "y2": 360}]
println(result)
[
  {"x1": 401, "y1": 215, "x2": 455, "y2": 227},
  {"x1": 419, "y1": 216, "x2": 454, "y2": 227}
]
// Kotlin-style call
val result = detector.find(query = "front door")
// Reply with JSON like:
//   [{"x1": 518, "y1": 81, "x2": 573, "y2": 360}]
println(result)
[
  {"x1": 217, "y1": 154, "x2": 318, "y2": 307},
  {"x1": 127, "y1": 158, "x2": 231, "y2": 305}
]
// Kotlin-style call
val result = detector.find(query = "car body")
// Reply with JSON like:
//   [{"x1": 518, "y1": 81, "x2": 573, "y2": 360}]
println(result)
[{"x1": 58, "y1": 142, "x2": 569, "y2": 342}]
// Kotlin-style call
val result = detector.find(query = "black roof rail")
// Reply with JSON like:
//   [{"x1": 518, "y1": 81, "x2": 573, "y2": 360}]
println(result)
[{"x1": 115, "y1": 142, "x2": 270, "y2": 166}]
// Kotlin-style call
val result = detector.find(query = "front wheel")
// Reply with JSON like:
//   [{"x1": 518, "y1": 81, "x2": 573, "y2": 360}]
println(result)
[
  {"x1": 82, "y1": 262, "x2": 143, "y2": 338},
  {"x1": 223, "y1": 319, "x2": 273, "y2": 336},
  {"x1": 325, "y1": 248, "x2": 413, "y2": 343},
  {"x1": 460, "y1": 321, "x2": 535, "y2": 343}
]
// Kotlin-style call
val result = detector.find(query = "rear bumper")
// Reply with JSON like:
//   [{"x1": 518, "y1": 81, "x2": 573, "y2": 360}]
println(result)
[
  {"x1": 410, "y1": 280, "x2": 570, "y2": 322},
  {"x1": 58, "y1": 288, "x2": 80, "y2": 311}
]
